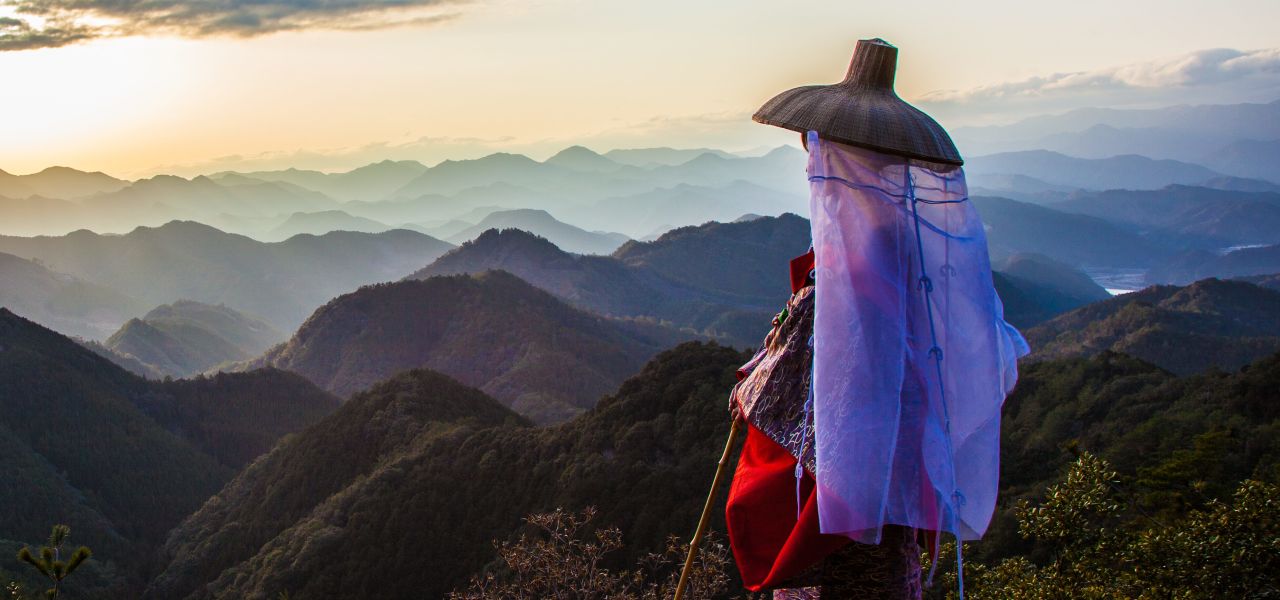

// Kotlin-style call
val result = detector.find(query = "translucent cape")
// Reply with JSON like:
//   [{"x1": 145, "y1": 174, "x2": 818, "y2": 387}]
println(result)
[{"x1": 807, "y1": 131, "x2": 1029, "y2": 545}]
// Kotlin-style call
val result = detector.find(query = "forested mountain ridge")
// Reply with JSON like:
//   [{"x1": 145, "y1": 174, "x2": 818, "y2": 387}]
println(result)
[
  {"x1": 973, "y1": 195, "x2": 1170, "y2": 268},
  {"x1": 414, "y1": 214, "x2": 810, "y2": 346},
  {"x1": 145, "y1": 337, "x2": 1280, "y2": 599},
  {"x1": 1148, "y1": 243, "x2": 1280, "y2": 285},
  {"x1": 973, "y1": 348, "x2": 1280, "y2": 567},
  {"x1": 1023, "y1": 277, "x2": 1280, "y2": 374},
  {"x1": 147, "y1": 343, "x2": 746, "y2": 600},
  {"x1": 249, "y1": 270, "x2": 695, "y2": 423},
  {"x1": 0, "y1": 309, "x2": 339, "y2": 596},
  {"x1": 415, "y1": 214, "x2": 1109, "y2": 342}
]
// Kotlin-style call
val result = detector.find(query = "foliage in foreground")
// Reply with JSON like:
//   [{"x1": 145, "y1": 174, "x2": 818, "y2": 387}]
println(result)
[
  {"x1": 449, "y1": 507, "x2": 737, "y2": 600},
  {"x1": 13, "y1": 525, "x2": 91, "y2": 600},
  {"x1": 931, "y1": 453, "x2": 1280, "y2": 600}
]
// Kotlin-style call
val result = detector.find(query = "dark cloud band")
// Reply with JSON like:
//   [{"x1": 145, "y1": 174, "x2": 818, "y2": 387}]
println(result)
[{"x1": 0, "y1": 0, "x2": 464, "y2": 50}]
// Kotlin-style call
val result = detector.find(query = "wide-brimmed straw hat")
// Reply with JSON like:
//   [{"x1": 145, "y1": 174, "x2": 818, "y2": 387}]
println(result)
[{"x1": 753, "y1": 38, "x2": 962, "y2": 166}]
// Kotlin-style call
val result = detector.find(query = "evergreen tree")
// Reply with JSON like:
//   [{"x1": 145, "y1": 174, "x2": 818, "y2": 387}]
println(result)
[{"x1": 15, "y1": 525, "x2": 91, "y2": 600}]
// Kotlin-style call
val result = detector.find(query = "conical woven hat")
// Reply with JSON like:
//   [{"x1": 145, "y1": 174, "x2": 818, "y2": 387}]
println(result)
[{"x1": 753, "y1": 38, "x2": 962, "y2": 166}]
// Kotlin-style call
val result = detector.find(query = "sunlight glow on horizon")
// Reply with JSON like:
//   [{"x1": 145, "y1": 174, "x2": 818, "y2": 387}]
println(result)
[{"x1": 1, "y1": 0, "x2": 1278, "y2": 178}]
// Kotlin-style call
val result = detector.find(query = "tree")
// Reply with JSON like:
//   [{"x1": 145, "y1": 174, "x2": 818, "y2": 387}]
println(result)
[
  {"x1": 449, "y1": 507, "x2": 736, "y2": 600},
  {"x1": 15, "y1": 525, "x2": 92, "y2": 600},
  {"x1": 931, "y1": 453, "x2": 1280, "y2": 599}
]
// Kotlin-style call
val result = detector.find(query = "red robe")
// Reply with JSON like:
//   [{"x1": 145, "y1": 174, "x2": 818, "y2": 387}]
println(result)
[{"x1": 725, "y1": 250, "x2": 851, "y2": 591}]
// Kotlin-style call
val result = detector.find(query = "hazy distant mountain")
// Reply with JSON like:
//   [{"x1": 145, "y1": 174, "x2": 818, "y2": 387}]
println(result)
[
  {"x1": 1236, "y1": 272, "x2": 1280, "y2": 291},
  {"x1": 266, "y1": 210, "x2": 392, "y2": 240},
  {"x1": 0, "y1": 170, "x2": 36, "y2": 199},
  {"x1": 249, "y1": 271, "x2": 690, "y2": 423},
  {"x1": 1051, "y1": 185, "x2": 1280, "y2": 249},
  {"x1": 147, "y1": 342, "x2": 746, "y2": 600},
  {"x1": 652, "y1": 146, "x2": 806, "y2": 192},
  {"x1": 0, "y1": 251, "x2": 148, "y2": 339},
  {"x1": 217, "y1": 160, "x2": 429, "y2": 202},
  {"x1": 401, "y1": 218, "x2": 474, "y2": 239},
  {"x1": 1147, "y1": 244, "x2": 1280, "y2": 285},
  {"x1": 1000, "y1": 253, "x2": 1110, "y2": 302},
  {"x1": 603, "y1": 147, "x2": 736, "y2": 167},
  {"x1": 543, "y1": 145, "x2": 623, "y2": 172},
  {"x1": 387, "y1": 147, "x2": 807, "y2": 216},
  {"x1": 445, "y1": 209, "x2": 630, "y2": 255},
  {"x1": 1198, "y1": 175, "x2": 1280, "y2": 193},
  {"x1": 0, "y1": 194, "x2": 92, "y2": 237},
  {"x1": 413, "y1": 215, "x2": 811, "y2": 345},
  {"x1": 966, "y1": 150, "x2": 1225, "y2": 191},
  {"x1": 968, "y1": 173, "x2": 1080, "y2": 200},
  {"x1": 952, "y1": 99, "x2": 1280, "y2": 161},
  {"x1": 81, "y1": 338, "x2": 166, "y2": 379},
  {"x1": 104, "y1": 300, "x2": 284, "y2": 378},
  {"x1": 973, "y1": 196, "x2": 1169, "y2": 268},
  {"x1": 0, "y1": 309, "x2": 336, "y2": 594},
  {"x1": 190, "y1": 147, "x2": 811, "y2": 239},
  {"x1": 567, "y1": 180, "x2": 807, "y2": 238},
  {"x1": 993, "y1": 253, "x2": 1112, "y2": 328},
  {"x1": 1200, "y1": 139, "x2": 1280, "y2": 183},
  {"x1": 1023, "y1": 278, "x2": 1280, "y2": 374},
  {"x1": 393, "y1": 152, "x2": 569, "y2": 198},
  {"x1": 0, "y1": 166, "x2": 130, "y2": 199},
  {"x1": 20, "y1": 174, "x2": 343, "y2": 235},
  {"x1": 0, "y1": 221, "x2": 454, "y2": 332}
]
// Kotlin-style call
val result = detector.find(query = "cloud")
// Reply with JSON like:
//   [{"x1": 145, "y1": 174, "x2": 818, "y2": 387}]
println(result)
[
  {"x1": 0, "y1": 14, "x2": 92, "y2": 49},
  {"x1": 0, "y1": 0, "x2": 467, "y2": 50},
  {"x1": 918, "y1": 47, "x2": 1280, "y2": 124}
]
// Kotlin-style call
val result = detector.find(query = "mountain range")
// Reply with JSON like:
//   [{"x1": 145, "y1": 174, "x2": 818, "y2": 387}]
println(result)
[
  {"x1": 264, "y1": 210, "x2": 393, "y2": 241},
  {"x1": 444, "y1": 208, "x2": 631, "y2": 254},
  {"x1": 415, "y1": 214, "x2": 1114, "y2": 342},
  {"x1": 966, "y1": 150, "x2": 1231, "y2": 191},
  {"x1": 0, "y1": 251, "x2": 147, "y2": 340},
  {"x1": 0, "y1": 221, "x2": 454, "y2": 334},
  {"x1": 1049, "y1": 185, "x2": 1280, "y2": 250},
  {"x1": 247, "y1": 270, "x2": 693, "y2": 423},
  {"x1": 0, "y1": 166, "x2": 129, "y2": 199},
  {"x1": 952, "y1": 99, "x2": 1280, "y2": 171},
  {"x1": 992, "y1": 253, "x2": 1112, "y2": 328},
  {"x1": 102, "y1": 300, "x2": 284, "y2": 378},
  {"x1": 146, "y1": 342, "x2": 745, "y2": 600},
  {"x1": 142, "y1": 336, "x2": 1280, "y2": 600},
  {"x1": 0, "y1": 309, "x2": 337, "y2": 596},
  {"x1": 1023, "y1": 277, "x2": 1280, "y2": 374},
  {"x1": 1147, "y1": 244, "x2": 1280, "y2": 285},
  {"x1": 411, "y1": 215, "x2": 811, "y2": 345},
  {"x1": 973, "y1": 196, "x2": 1170, "y2": 268},
  {"x1": 0, "y1": 146, "x2": 812, "y2": 246}
]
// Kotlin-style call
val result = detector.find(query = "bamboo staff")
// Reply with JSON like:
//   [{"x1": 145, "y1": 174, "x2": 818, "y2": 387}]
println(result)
[{"x1": 673, "y1": 417, "x2": 743, "y2": 600}]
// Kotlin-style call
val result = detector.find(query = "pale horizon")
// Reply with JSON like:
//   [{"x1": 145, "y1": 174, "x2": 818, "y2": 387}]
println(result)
[{"x1": 3, "y1": 0, "x2": 1279, "y2": 178}]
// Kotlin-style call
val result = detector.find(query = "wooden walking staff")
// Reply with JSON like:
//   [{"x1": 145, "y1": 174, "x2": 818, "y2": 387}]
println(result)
[{"x1": 674, "y1": 417, "x2": 743, "y2": 600}]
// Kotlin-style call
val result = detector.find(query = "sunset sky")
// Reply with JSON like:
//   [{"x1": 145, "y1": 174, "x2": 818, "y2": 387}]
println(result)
[{"x1": 2, "y1": 0, "x2": 1278, "y2": 177}]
